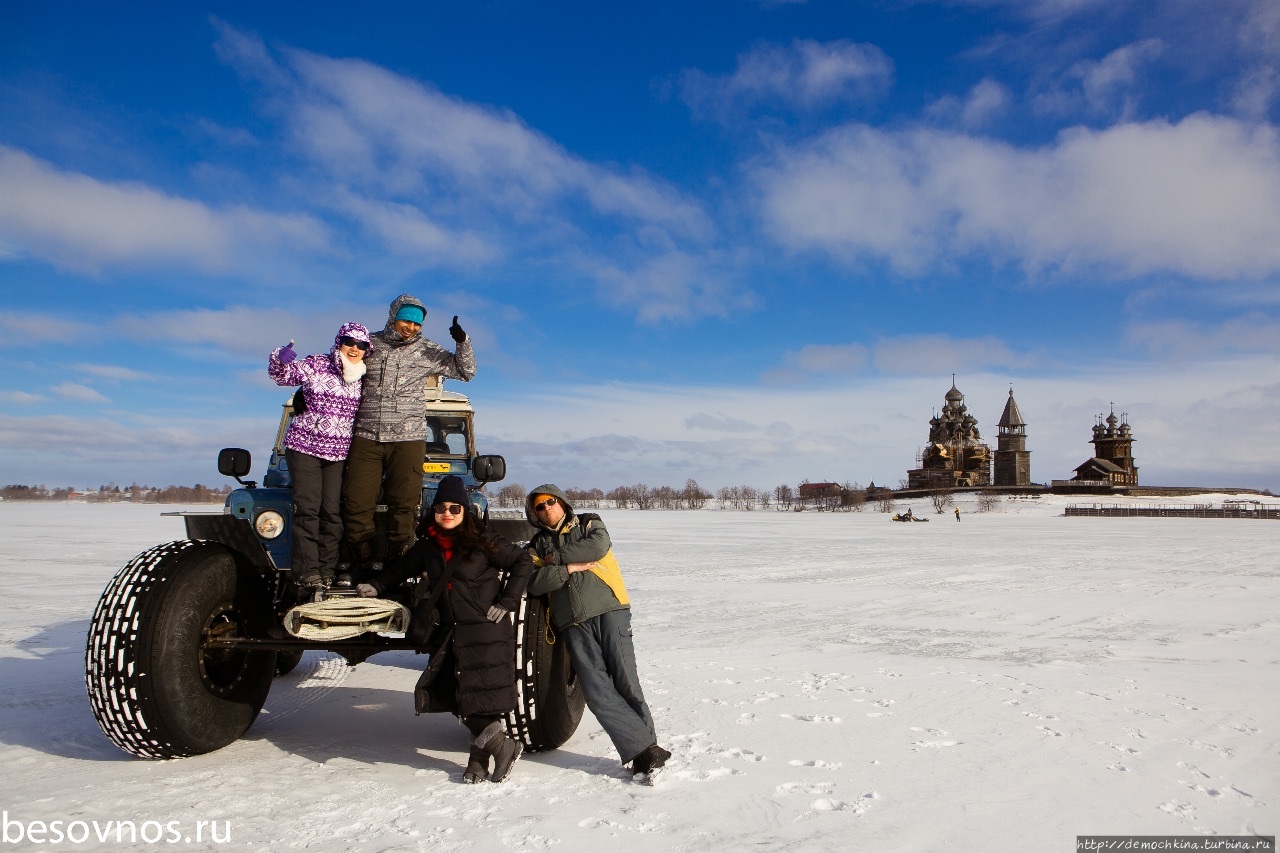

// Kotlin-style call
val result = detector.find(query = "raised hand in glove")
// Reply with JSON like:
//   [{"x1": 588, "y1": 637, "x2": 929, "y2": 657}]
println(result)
[
  {"x1": 449, "y1": 316, "x2": 466, "y2": 343},
  {"x1": 278, "y1": 341, "x2": 296, "y2": 364},
  {"x1": 356, "y1": 583, "x2": 378, "y2": 598},
  {"x1": 486, "y1": 605, "x2": 509, "y2": 623}
]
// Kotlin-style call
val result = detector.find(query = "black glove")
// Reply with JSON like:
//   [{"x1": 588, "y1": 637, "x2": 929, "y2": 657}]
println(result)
[{"x1": 449, "y1": 315, "x2": 466, "y2": 343}]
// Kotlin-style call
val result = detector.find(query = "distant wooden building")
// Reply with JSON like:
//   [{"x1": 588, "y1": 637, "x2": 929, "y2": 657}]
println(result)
[
  {"x1": 993, "y1": 387, "x2": 1031, "y2": 487},
  {"x1": 907, "y1": 379, "x2": 992, "y2": 489},
  {"x1": 1057, "y1": 407, "x2": 1139, "y2": 490}
]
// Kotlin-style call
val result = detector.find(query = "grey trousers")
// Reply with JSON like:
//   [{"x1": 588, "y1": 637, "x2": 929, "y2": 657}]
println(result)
[{"x1": 563, "y1": 608, "x2": 656, "y2": 764}]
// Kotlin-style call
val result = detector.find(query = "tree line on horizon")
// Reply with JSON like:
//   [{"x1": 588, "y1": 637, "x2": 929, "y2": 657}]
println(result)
[
  {"x1": 1, "y1": 483, "x2": 233, "y2": 503},
  {"x1": 485, "y1": 479, "x2": 953, "y2": 512}
]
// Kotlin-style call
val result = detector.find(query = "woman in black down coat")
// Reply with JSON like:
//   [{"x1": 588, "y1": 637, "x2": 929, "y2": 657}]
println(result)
[{"x1": 358, "y1": 476, "x2": 533, "y2": 783}]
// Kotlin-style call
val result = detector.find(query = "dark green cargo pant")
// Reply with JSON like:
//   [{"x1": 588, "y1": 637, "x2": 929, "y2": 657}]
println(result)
[{"x1": 341, "y1": 436, "x2": 426, "y2": 556}]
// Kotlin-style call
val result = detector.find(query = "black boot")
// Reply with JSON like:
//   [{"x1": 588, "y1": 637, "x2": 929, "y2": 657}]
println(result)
[
  {"x1": 474, "y1": 721, "x2": 522, "y2": 783},
  {"x1": 463, "y1": 744, "x2": 490, "y2": 784},
  {"x1": 630, "y1": 743, "x2": 672, "y2": 776}
]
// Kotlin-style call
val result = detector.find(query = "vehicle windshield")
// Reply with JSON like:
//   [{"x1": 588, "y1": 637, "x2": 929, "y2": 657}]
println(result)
[{"x1": 425, "y1": 416, "x2": 470, "y2": 456}]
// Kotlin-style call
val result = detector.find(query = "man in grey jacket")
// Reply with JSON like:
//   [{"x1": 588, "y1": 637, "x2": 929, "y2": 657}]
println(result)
[
  {"x1": 524, "y1": 484, "x2": 671, "y2": 780},
  {"x1": 342, "y1": 294, "x2": 476, "y2": 569}
]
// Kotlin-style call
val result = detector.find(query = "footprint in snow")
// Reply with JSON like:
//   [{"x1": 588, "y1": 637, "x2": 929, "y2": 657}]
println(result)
[
  {"x1": 781, "y1": 714, "x2": 841, "y2": 723},
  {"x1": 789, "y1": 759, "x2": 842, "y2": 769},
  {"x1": 719, "y1": 747, "x2": 764, "y2": 762}
]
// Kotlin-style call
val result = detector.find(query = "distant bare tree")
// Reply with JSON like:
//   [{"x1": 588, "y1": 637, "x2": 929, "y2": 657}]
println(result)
[
  {"x1": 494, "y1": 483, "x2": 527, "y2": 508},
  {"x1": 683, "y1": 479, "x2": 710, "y2": 509},
  {"x1": 607, "y1": 485, "x2": 632, "y2": 509},
  {"x1": 930, "y1": 490, "x2": 955, "y2": 513},
  {"x1": 976, "y1": 491, "x2": 1002, "y2": 512},
  {"x1": 841, "y1": 481, "x2": 866, "y2": 512},
  {"x1": 773, "y1": 484, "x2": 794, "y2": 511},
  {"x1": 631, "y1": 483, "x2": 654, "y2": 510},
  {"x1": 876, "y1": 494, "x2": 896, "y2": 513}
]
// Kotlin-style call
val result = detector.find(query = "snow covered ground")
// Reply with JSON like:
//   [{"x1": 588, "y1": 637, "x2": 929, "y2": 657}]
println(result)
[{"x1": 1, "y1": 495, "x2": 1277, "y2": 851}]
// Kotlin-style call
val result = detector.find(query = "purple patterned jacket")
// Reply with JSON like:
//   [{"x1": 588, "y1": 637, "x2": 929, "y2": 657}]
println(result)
[{"x1": 268, "y1": 322, "x2": 372, "y2": 461}]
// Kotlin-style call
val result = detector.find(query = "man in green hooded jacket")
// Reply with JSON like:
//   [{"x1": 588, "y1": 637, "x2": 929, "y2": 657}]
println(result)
[{"x1": 524, "y1": 484, "x2": 671, "y2": 779}]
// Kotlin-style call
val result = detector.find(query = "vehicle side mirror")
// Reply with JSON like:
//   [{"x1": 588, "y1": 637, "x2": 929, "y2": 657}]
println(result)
[
  {"x1": 472, "y1": 454, "x2": 506, "y2": 484},
  {"x1": 218, "y1": 448, "x2": 256, "y2": 488}
]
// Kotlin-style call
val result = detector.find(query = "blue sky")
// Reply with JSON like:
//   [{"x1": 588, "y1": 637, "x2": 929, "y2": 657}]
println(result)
[{"x1": 2, "y1": 0, "x2": 1278, "y2": 493}]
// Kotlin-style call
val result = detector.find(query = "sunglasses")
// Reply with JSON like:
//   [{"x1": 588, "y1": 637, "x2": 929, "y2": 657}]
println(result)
[
  {"x1": 433, "y1": 502, "x2": 465, "y2": 516},
  {"x1": 533, "y1": 498, "x2": 558, "y2": 513},
  {"x1": 340, "y1": 336, "x2": 370, "y2": 351}
]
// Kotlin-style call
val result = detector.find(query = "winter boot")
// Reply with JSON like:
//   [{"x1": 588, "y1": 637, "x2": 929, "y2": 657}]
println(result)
[
  {"x1": 462, "y1": 744, "x2": 490, "y2": 784},
  {"x1": 630, "y1": 743, "x2": 672, "y2": 777},
  {"x1": 474, "y1": 721, "x2": 522, "y2": 783}
]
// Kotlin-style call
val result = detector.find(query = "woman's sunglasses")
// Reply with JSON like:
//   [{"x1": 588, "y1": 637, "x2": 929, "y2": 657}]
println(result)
[
  {"x1": 340, "y1": 336, "x2": 370, "y2": 351},
  {"x1": 434, "y1": 503, "x2": 465, "y2": 516}
]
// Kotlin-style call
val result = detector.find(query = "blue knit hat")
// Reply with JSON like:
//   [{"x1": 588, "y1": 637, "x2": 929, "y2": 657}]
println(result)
[{"x1": 395, "y1": 304, "x2": 425, "y2": 324}]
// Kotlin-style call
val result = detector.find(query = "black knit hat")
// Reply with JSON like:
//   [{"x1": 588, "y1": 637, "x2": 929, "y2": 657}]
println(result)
[{"x1": 432, "y1": 475, "x2": 469, "y2": 508}]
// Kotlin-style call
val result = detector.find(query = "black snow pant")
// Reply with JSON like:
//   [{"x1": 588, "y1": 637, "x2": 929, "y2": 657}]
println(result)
[
  {"x1": 342, "y1": 436, "x2": 426, "y2": 556},
  {"x1": 285, "y1": 448, "x2": 344, "y2": 584}
]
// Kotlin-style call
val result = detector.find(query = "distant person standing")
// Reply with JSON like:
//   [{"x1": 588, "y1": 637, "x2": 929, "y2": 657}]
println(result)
[
  {"x1": 524, "y1": 485, "x2": 671, "y2": 781},
  {"x1": 268, "y1": 322, "x2": 371, "y2": 598},
  {"x1": 955, "y1": 506, "x2": 961, "y2": 522},
  {"x1": 343, "y1": 295, "x2": 476, "y2": 574}
]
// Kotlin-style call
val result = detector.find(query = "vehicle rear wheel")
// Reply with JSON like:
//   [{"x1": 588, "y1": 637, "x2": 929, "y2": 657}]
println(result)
[
  {"x1": 274, "y1": 649, "x2": 304, "y2": 676},
  {"x1": 507, "y1": 594, "x2": 584, "y2": 752},
  {"x1": 85, "y1": 541, "x2": 276, "y2": 759}
]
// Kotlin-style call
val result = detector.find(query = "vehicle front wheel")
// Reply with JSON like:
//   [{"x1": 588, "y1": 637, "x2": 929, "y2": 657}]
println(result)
[
  {"x1": 507, "y1": 594, "x2": 585, "y2": 752},
  {"x1": 85, "y1": 541, "x2": 276, "y2": 759}
]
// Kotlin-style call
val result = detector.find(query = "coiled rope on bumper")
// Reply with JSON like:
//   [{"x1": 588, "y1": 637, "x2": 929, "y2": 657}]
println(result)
[{"x1": 283, "y1": 598, "x2": 412, "y2": 641}]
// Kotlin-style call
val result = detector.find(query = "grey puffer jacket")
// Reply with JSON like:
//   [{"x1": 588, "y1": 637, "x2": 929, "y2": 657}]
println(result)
[
  {"x1": 525, "y1": 484, "x2": 625, "y2": 629},
  {"x1": 352, "y1": 294, "x2": 477, "y2": 443}
]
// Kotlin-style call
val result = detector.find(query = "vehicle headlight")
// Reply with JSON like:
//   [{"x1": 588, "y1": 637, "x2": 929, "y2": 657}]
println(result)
[{"x1": 255, "y1": 510, "x2": 285, "y2": 540}]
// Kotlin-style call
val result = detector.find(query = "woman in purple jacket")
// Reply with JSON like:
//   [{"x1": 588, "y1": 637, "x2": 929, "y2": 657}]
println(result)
[{"x1": 269, "y1": 321, "x2": 372, "y2": 597}]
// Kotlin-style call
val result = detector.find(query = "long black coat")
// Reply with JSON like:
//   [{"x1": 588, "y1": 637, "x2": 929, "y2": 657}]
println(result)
[{"x1": 372, "y1": 529, "x2": 533, "y2": 718}]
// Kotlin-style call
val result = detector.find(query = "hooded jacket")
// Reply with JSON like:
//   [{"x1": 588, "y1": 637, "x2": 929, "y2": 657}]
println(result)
[
  {"x1": 268, "y1": 322, "x2": 371, "y2": 461},
  {"x1": 369, "y1": 525, "x2": 533, "y2": 717},
  {"x1": 352, "y1": 294, "x2": 477, "y2": 443},
  {"x1": 525, "y1": 484, "x2": 629, "y2": 629}
]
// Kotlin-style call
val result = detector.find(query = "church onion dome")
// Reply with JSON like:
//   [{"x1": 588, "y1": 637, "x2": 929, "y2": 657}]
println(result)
[
  {"x1": 945, "y1": 384, "x2": 964, "y2": 403},
  {"x1": 998, "y1": 388, "x2": 1026, "y2": 428},
  {"x1": 1119, "y1": 422, "x2": 1131, "y2": 436},
  {"x1": 1106, "y1": 411, "x2": 1119, "y2": 427}
]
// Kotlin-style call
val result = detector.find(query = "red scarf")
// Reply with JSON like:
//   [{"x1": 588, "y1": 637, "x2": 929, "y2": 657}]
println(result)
[{"x1": 426, "y1": 525, "x2": 456, "y2": 589}]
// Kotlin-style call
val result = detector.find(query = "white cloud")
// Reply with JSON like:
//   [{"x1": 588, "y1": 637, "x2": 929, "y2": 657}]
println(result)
[
  {"x1": 872, "y1": 335, "x2": 1026, "y2": 375},
  {"x1": 680, "y1": 39, "x2": 893, "y2": 118},
  {"x1": 583, "y1": 249, "x2": 752, "y2": 324},
  {"x1": 0, "y1": 391, "x2": 44, "y2": 405},
  {"x1": 337, "y1": 192, "x2": 496, "y2": 265},
  {"x1": 753, "y1": 114, "x2": 1280, "y2": 280},
  {"x1": 0, "y1": 147, "x2": 330, "y2": 275},
  {"x1": 928, "y1": 79, "x2": 1012, "y2": 129},
  {"x1": 259, "y1": 42, "x2": 709, "y2": 237},
  {"x1": 1032, "y1": 39, "x2": 1166, "y2": 119},
  {"x1": 75, "y1": 364, "x2": 150, "y2": 382},
  {"x1": 51, "y1": 382, "x2": 109, "y2": 403},
  {"x1": 1126, "y1": 312, "x2": 1280, "y2": 357}
]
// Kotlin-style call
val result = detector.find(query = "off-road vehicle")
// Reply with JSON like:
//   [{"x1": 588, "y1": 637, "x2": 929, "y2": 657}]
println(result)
[{"x1": 85, "y1": 381, "x2": 582, "y2": 759}]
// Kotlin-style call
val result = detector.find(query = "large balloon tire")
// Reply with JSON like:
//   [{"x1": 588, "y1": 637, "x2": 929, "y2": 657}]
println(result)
[
  {"x1": 507, "y1": 594, "x2": 585, "y2": 752},
  {"x1": 85, "y1": 541, "x2": 276, "y2": 759}
]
